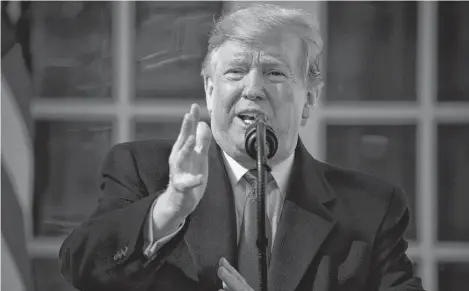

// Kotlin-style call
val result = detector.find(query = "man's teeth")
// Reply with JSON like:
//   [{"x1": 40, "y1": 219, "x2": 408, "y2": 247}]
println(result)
[{"x1": 238, "y1": 114, "x2": 257, "y2": 125}]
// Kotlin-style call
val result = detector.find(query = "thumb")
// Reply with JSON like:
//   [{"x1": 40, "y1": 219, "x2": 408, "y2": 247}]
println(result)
[{"x1": 6, "y1": 1, "x2": 22, "y2": 25}]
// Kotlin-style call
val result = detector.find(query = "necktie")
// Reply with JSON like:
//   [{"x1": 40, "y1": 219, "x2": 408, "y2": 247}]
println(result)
[{"x1": 238, "y1": 169, "x2": 275, "y2": 291}]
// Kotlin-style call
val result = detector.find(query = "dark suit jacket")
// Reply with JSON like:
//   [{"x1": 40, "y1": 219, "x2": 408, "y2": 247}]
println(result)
[{"x1": 59, "y1": 138, "x2": 424, "y2": 291}]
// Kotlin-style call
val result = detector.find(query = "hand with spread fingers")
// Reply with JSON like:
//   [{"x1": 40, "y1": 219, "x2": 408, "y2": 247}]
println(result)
[
  {"x1": 218, "y1": 258, "x2": 255, "y2": 291},
  {"x1": 160, "y1": 103, "x2": 212, "y2": 219}
]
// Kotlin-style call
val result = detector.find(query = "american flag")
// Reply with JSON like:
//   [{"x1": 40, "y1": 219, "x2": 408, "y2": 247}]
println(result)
[{"x1": 2, "y1": 1, "x2": 34, "y2": 290}]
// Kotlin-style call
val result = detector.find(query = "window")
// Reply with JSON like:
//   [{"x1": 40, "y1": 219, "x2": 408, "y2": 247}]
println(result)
[
  {"x1": 28, "y1": 2, "x2": 469, "y2": 290},
  {"x1": 326, "y1": 1, "x2": 417, "y2": 102},
  {"x1": 320, "y1": 2, "x2": 469, "y2": 290},
  {"x1": 326, "y1": 124, "x2": 417, "y2": 240}
]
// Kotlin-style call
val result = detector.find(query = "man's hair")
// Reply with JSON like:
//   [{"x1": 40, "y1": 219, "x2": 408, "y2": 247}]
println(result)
[{"x1": 200, "y1": 4, "x2": 323, "y2": 90}]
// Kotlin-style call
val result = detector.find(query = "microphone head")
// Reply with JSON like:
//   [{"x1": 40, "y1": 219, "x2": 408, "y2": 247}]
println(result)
[{"x1": 244, "y1": 116, "x2": 278, "y2": 160}]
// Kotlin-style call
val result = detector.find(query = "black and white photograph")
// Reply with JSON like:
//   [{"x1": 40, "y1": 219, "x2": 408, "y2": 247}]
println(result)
[{"x1": 2, "y1": 1, "x2": 469, "y2": 291}]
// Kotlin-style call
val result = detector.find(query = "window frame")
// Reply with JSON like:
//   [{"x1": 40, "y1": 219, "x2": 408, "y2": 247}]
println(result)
[{"x1": 27, "y1": 2, "x2": 469, "y2": 291}]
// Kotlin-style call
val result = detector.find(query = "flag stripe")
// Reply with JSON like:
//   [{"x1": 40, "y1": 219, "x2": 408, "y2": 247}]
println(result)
[
  {"x1": 1, "y1": 43, "x2": 33, "y2": 134},
  {"x1": 1, "y1": 67, "x2": 34, "y2": 232},
  {"x1": 1, "y1": 164, "x2": 34, "y2": 291},
  {"x1": 1, "y1": 42, "x2": 34, "y2": 291},
  {"x1": 1, "y1": 236, "x2": 27, "y2": 291}
]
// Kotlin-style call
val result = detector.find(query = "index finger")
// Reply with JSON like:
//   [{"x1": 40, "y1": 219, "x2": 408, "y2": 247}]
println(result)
[
  {"x1": 219, "y1": 258, "x2": 246, "y2": 284},
  {"x1": 173, "y1": 103, "x2": 199, "y2": 151},
  {"x1": 218, "y1": 266, "x2": 240, "y2": 291},
  {"x1": 173, "y1": 113, "x2": 191, "y2": 151}
]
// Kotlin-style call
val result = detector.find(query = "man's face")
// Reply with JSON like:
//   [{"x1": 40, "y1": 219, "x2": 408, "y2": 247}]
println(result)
[{"x1": 204, "y1": 32, "x2": 311, "y2": 168}]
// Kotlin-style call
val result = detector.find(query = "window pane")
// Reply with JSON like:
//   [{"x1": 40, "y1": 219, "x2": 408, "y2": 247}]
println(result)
[
  {"x1": 32, "y1": 258, "x2": 77, "y2": 291},
  {"x1": 31, "y1": 2, "x2": 112, "y2": 98},
  {"x1": 135, "y1": 120, "x2": 183, "y2": 141},
  {"x1": 325, "y1": 125, "x2": 417, "y2": 240},
  {"x1": 33, "y1": 121, "x2": 113, "y2": 237},
  {"x1": 438, "y1": 2, "x2": 469, "y2": 101},
  {"x1": 134, "y1": 115, "x2": 210, "y2": 141},
  {"x1": 135, "y1": 1, "x2": 222, "y2": 100},
  {"x1": 437, "y1": 124, "x2": 469, "y2": 241},
  {"x1": 439, "y1": 263, "x2": 469, "y2": 291},
  {"x1": 326, "y1": 2, "x2": 417, "y2": 102}
]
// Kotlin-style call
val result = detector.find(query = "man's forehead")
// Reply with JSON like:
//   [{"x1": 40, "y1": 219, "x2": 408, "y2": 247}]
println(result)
[
  {"x1": 214, "y1": 40, "x2": 298, "y2": 66},
  {"x1": 228, "y1": 52, "x2": 288, "y2": 64}
]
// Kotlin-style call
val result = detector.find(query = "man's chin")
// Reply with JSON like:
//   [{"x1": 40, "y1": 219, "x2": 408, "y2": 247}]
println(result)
[{"x1": 213, "y1": 130, "x2": 241, "y2": 151}]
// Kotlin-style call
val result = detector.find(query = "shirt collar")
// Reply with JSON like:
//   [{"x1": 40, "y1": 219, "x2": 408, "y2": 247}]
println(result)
[{"x1": 222, "y1": 150, "x2": 295, "y2": 194}]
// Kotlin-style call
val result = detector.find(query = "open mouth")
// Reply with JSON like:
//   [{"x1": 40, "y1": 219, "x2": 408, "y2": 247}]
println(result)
[{"x1": 237, "y1": 113, "x2": 258, "y2": 125}]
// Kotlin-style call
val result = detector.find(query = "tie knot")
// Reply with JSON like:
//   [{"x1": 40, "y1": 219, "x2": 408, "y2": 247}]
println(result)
[{"x1": 243, "y1": 168, "x2": 275, "y2": 188}]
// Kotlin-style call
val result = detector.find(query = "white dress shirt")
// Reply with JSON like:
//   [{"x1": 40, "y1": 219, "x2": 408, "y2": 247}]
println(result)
[
  {"x1": 221, "y1": 151, "x2": 294, "y2": 247},
  {"x1": 142, "y1": 150, "x2": 295, "y2": 258}
]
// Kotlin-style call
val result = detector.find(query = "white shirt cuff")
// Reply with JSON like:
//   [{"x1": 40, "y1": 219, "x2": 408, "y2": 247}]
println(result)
[{"x1": 143, "y1": 196, "x2": 186, "y2": 259}]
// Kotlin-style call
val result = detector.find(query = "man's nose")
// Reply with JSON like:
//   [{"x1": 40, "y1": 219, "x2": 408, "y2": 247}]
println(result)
[{"x1": 241, "y1": 70, "x2": 266, "y2": 101}]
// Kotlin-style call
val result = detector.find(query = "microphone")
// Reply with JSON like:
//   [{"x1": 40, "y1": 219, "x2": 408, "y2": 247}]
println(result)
[
  {"x1": 244, "y1": 114, "x2": 277, "y2": 291},
  {"x1": 244, "y1": 115, "x2": 278, "y2": 160}
]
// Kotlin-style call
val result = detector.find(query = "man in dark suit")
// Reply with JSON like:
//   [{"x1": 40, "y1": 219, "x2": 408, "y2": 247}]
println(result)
[{"x1": 59, "y1": 4, "x2": 425, "y2": 291}]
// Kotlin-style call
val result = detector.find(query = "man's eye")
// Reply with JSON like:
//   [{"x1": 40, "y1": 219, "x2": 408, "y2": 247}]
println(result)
[
  {"x1": 225, "y1": 69, "x2": 244, "y2": 75},
  {"x1": 267, "y1": 71, "x2": 286, "y2": 77}
]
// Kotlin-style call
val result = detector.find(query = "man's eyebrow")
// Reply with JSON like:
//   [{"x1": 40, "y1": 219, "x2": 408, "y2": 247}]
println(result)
[
  {"x1": 262, "y1": 58, "x2": 289, "y2": 66},
  {"x1": 224, "y1": 53, "x2": 251, "y2": 65},
  {"x1": 226, "y1": 58, "x2": 250, "y2": 66},
  {"x1": 222, "y1": 52, "x2": 292, "y2": 70},
  {"x1": 261, "y1": 57, "x2": 291, "y2": 71}
]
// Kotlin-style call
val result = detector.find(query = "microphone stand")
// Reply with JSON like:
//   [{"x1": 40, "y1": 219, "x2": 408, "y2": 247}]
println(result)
[
  {"x1": 255, "y1": 120, "x2": 268, "y2": 291},
  {"x1": 245, "y1": 116, "x2": 278, "y2": 291}
]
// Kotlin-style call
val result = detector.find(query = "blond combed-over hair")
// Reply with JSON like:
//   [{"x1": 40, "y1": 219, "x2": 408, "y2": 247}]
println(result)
[{"x1": 201, "y1": 3, "x2": 323, "y2": 95}]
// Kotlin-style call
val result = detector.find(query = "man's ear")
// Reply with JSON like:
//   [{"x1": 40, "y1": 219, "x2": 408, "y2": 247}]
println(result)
[
  {"x1": 306, "y1": 90, "x2": 315, "y2": 107},
  {"x1": 300, "y1": 91, "x2": 314, "y2": 126},
  {"x1": 306, "y1": 78, "x2": 323, "y2": 108},
  {"x1": 204, "y1": 75, "x2": 214, "y2": 113}
]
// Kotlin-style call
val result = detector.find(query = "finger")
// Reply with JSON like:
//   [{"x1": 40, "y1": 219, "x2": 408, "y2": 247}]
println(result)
[
  {"x1": 218, "y1": 266, "x2": 244, "y2": 291},
  {"x1": 190, "y1": 103, "x2": 200, "y2": 134},
  {"x1": 173, "y1": 113, "x2": 192, "y2": 151},
  {"x1": 178, "y1": 134, "x2": 196, "y2": 162},
  {"x1": 6, "y1": 1, "x2": 22, "y2": 24},
  {"x1": 195, "y1": 122, "x2": 212, "y2": 154},
  {"x1": 219, "y1": 257, "x2": 245, "y2": 284}
]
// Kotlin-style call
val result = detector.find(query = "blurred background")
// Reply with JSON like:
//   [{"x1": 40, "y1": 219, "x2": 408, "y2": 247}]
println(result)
[{"x1": 1, "y1": 1, "x2": 468, "y2": 291}]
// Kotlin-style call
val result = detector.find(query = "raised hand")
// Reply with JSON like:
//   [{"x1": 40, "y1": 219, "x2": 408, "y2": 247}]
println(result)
[{"x1": 163, "y1": 103, "x2": 212, "y2": 218}]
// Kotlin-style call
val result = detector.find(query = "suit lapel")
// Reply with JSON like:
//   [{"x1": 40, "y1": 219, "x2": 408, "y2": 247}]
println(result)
[
  {"x1": 184, "y1": 142, "x2": 237, "y2": 288},
  {"x1": 269, "y1": 140, "x2": 337, "y2": 291}
]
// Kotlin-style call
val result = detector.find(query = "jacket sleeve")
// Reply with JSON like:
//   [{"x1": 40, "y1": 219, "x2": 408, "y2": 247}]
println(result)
[
  {"x1": 366, "y1": 186, "x2": 426, "y2": 291},
  {"x1": 142, "y1": 196, "x2": 186, "y2": 259},
  {"x1": 58, "y1": 142, "x2": 190, "y2": 291}
]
